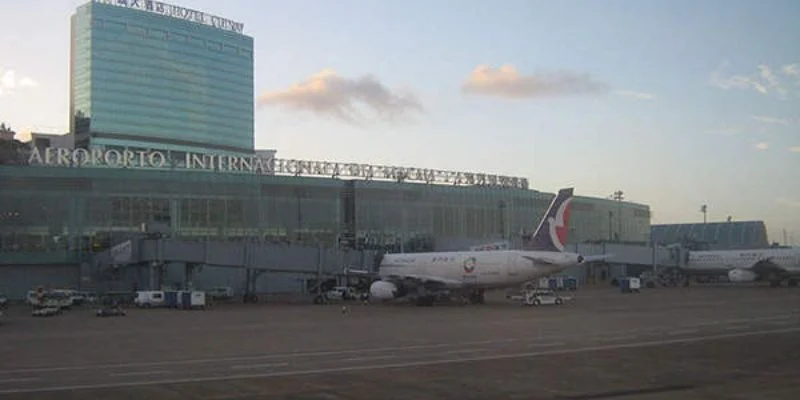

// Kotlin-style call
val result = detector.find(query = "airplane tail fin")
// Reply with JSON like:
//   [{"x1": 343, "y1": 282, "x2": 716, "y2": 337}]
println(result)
[{"x1": 524, "y1": 188, "x2": 574, "y2": 252}]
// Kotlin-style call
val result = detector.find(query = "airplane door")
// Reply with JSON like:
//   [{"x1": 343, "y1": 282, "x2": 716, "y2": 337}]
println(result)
[{"x1": 508, "y1": 253, "x2": 519, "y2": 276}]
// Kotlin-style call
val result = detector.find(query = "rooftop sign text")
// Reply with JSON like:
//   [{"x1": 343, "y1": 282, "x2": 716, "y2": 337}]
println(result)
[
  {"x1": 93, "y1": 0, "x2": 244, "y2": 34},
  {"x1": 26, "y1": 147, "x2": 529, "y2": 190}
]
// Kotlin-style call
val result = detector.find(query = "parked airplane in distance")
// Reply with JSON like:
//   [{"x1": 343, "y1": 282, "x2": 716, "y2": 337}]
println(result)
[
  {"x1": 684, "y1": 247, "x2": 800, "y2": 287},
  {"x1": 364, "y1": 188, "x2": 610, "y2": 306}
]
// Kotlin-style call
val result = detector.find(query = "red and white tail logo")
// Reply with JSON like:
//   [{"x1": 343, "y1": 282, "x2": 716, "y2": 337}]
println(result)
[{"x1": 547, "y1": 198, "x2": 572, "y2": 251}]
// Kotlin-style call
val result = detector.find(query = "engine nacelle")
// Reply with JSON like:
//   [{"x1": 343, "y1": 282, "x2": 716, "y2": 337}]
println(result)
[
  {"x1": 553, "y1": 253, "x2": 584, "y2": 266},
  {"x1": 523, "y1": 252, "x2": 584, "y2": 267},
  {"x1": 728, "y1": 269, "x2": 757, "y2": 282},
  {"x1": 369, "y1": 281, "x2": 400, "y2": 301}
]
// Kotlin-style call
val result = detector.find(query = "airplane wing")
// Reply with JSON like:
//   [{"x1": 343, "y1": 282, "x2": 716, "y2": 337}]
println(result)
[
  {"x1": 343, "y1": 268, "x2": 374, "y2": 276},
  {"x1": 345, "y1": 268, "x2": 463, "y2": 290},
  {"x1": 520, "y1": 255, "x2": 561, "y2": 266},
  {"x1": 383, "y1": 274, "x2": 463, "y2": 289},
  {"x1": 520, "y1": 254, "x2": 614, "y2": 265},
  {"x1": 745, "y1": 257, "x2": 786, "y2": 275},
  {"x1": 583, "y1": 254, "x2": 615, "y2": 263}
]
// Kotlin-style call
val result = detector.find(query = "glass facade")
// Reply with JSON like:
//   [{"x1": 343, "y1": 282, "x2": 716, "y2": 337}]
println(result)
[
  {"x1": 70, "y1": 1, "x2": 254, "y2": 155},
  {"x1": 0, "y1": 166, "x2": 652, "y2": 264}
]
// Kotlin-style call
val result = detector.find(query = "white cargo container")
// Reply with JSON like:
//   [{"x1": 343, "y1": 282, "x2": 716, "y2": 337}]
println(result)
[
  {"x1": 190, "y1": 291, "x2": 206, "y2": 309},
  {"x1": 620, "y1": 277, "x2": 641, "y2": 293},
  {"x1": 179, "y1": 291, "x2": 206, "y2": 309},
  {"x1": 538, "y1": 277, "x2": 549, "y2": 288}
]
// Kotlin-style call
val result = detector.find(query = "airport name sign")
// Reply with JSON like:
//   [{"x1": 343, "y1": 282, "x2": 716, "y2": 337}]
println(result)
[
  {"x1": 92, "y1": 0, "x2": 245, "y2": 34},
  {"x1": 27, "y1": 147, "x2": 529, "y2": 189}
]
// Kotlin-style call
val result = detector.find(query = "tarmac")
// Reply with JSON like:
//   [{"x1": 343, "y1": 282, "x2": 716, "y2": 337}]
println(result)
[{"x1": 0, "y1": 285, "x2": 798, "y2": 399}]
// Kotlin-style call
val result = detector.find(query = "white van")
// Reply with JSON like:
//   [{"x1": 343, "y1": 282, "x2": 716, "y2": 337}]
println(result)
[{"x1": 134, "y1": 291, "x2": 165, "y2": 308}]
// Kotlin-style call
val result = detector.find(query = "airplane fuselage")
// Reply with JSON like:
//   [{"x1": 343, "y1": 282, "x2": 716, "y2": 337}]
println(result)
[
  {"x1": 379, "y1": 250, "x2": 580, "y2": 291},
  {"x1": 367, "y1": 187, "x2": 587, "y2": 306},
  {"x1": 685, "y1": 248, "x2": 800, "y2": 275}
]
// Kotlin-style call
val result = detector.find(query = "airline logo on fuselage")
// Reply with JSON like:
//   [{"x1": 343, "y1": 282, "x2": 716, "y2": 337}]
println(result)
[{"x1": 463, "y1": 257, "x2": 477, "y2": 274}]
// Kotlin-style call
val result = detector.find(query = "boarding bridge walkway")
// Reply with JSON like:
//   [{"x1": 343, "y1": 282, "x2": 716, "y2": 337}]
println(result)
[
  {"x1": 91, "y1": 237, "x2": 378, "y2": 294},
  {"x1": 95, "y1": 238, "x2": 375, "y2": 272},
  {"x1": 570, "y1": 242, "x2": 681, "y2": 268}
]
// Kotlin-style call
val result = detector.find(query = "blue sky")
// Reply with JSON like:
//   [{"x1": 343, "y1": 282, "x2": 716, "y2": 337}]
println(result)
[{"x1": 1, "y1": 0, "x2": 799, "y2": 243}]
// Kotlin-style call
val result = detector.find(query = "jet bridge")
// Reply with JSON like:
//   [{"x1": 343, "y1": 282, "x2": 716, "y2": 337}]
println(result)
[
  {"x1": 93, "y1": 237, "x2": 376, "y2": 298},
  {"x1": 556, "y1": 242, "x2": 683, "y2": 284}
]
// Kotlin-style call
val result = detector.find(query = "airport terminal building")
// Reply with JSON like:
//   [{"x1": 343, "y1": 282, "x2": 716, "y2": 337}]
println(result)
[{"x1": 0, "y1": 1, "x2": 653, "y2": 298}]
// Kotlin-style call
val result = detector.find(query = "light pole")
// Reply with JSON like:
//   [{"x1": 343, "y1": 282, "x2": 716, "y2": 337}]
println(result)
[
  {"x1": 498, "y1": 200, "x2": 506, "y2": 240},
  {"x1": 295, "y1": 188, "x2": 307, "y2": 243},
  {"x1": 611, "y1": 190, "x2": 624, "y2": 241},
  {"x1": 700, "y1": 204, "x2": 707, "y2": 224}
]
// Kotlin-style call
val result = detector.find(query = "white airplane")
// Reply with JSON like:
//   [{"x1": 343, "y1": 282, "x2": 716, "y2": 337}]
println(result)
[
  {"x1": 684, "y1": 247, "x2": 800, "y2": 287},
  {"x1": 363, "y1": 188, "x2": 610, "y2": 306}
]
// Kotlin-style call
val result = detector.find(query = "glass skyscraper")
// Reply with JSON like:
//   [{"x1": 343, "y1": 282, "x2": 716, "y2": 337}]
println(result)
[{"x1": 70, "y1": 0, "x2": 254, "y2": 156}]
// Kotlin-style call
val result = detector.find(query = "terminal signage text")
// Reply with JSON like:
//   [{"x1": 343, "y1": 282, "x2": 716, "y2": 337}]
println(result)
[
  {"x1": 26, "y1": 147, "x2": 529, "y2": 190},
  {"x1": 93, "y1": 0, "x2": 245, "y2": 34}
]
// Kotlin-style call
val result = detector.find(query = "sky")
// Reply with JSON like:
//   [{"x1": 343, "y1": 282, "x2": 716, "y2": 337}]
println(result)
[{"x1": 1, "y1": 0, "x2": 799, "y2": 244}]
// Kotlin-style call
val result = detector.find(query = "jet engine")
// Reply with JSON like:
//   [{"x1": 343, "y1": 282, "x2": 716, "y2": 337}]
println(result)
[
  {"x1": 728, "y1": 269, "x2": 757, "y2": 282},
  {"x1": 560, "y1": 253, "x2": 585, "y2": 266},
  {"x1": 369, "y1": 281, "x2": 400, "y2": 300}
]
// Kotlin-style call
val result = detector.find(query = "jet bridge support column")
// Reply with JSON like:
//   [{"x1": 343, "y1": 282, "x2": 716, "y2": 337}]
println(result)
[
  {"x1": 148, "y1": 261, "x2": 166, "y2": 291},
  {"x1": 243, "y1": 269, "x2": 254, "y2": 302},
  {"x1": 243, "y1": 269, "x2": 267, "y2": 303},
  {"x1": 183, "y1": 262, "x2": 198, "y2": 291}
]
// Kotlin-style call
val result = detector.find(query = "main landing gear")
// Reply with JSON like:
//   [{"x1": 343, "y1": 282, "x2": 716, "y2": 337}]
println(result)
[
  {"x1": 469, "y1": 289, "x2": 486, "y2": 304},
  {"x1": 414, "y1": 289, "x2": 486, "y2": 307},
  {"x1": 770, "y1": 278, "x2": 798, "y2": 288},
  {"x1": 415, "y1": 295, "x2": 435, "y2": 307}
]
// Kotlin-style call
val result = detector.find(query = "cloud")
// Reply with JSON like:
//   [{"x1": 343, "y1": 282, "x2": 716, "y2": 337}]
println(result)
[
  {"x1": 789, "y1": 146, "x2": 800, "y2": 153},
  {"x1": 461, "y1": 64, "x2": 609, "y2": 99},
  {"x1": 754, "y1": 142, "x2": 769, "y2": 151},
  {"x1": 710, "y1": 62, "x2": 799, "y2": 97},
  {"x1": 613, "y1": 90, "x2": 656, "y2": 100},
  {"x1": 757, "y1": 65, "x2": 784, "y2": 95},
  {"x1": 776, "y1": 197, "x2": 800, "y2": 208},
  {"x1": 257, "y1": 69, "x2": 423, "y2": 124},
  {"x1": 18, "y1": 77, "x2": 38, "y2": 87},
  {"x1": 0, "y1": 68, "x2": 38, "y2": 96},
  {"x1": 783, "y1": 64, "x2": 800, "y2": 80},
  {"x1": 750, "y1": 115, "x2": 790, "y2": 125}
]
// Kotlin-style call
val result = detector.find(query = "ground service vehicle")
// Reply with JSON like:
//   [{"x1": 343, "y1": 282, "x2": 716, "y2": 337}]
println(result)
[{"x1": 524, "y1": 290, "x2": 573, "y2": 306}]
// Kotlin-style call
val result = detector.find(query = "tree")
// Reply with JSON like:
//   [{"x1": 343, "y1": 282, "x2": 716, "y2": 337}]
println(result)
[{"x1": 0, "y1": 122, "x2": 30, "y2": 165}]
